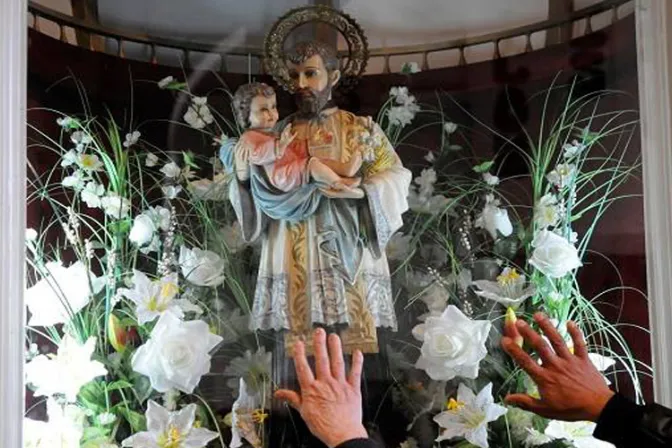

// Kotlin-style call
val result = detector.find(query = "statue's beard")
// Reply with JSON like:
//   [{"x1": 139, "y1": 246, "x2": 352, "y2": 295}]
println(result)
[{"x1": 294, "y1": 86, "x2": 331, "y2": 118}]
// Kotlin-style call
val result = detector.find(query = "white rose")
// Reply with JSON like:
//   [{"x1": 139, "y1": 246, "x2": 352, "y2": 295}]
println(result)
[
  {"x1": 475, "y1": 196, "x2": 513, "y2": 240},
  {"x1": 129, "y1": 214, "x2": 156, "y2": 247},
  {"x1": 179, "y1": 246, "x2": 226, "y2": 287},
  {"x1": 529, "y1": 230, "x2": 582, "y2": 278},
  {"x1": 482, "y1": 172, "x2": 499, "y2": 186},
  {"x1": 146, "y1": 153, "x2": 159, "y2": 167},
  {"x1": 534, "y1": 194, "x2": 560, "y2": 229},
  {"x1": 131, "y1": 313, "x2": 223, "y2": 393},
  {"x1": 101, "y1": 193, "x2": 131, "y2": 219},
  {"x1": 412, "y1": 305, "x2": 491, "y2": 381}
]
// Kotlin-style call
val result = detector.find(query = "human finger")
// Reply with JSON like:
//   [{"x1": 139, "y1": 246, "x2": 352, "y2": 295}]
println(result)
[
  {"x1": 516, "y1": 319, "x2": 558, "y2": 367},
  {"x1": 501, "y1": 336, "x2": 545, "y2": 380},
  {"x1": 313, "y1": 328, "x2": 332, "y2": 380},
  {"x1": 328, "y1": 333, "x2": 346, "y2": 382},
  {"x1": 535, "y1": 313, "x2": 572, "y2": 359},
  {"x1": 293, "y1": 340, "x2": 315, "y2": 389},
  {"x1": 347, "y1": 350, "x2": 364, "y2": 391}
]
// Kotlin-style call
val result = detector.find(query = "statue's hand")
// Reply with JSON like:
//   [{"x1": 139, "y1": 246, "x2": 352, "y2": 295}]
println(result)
[{"x1": 278, "y1": 123, "x2": 296, "y2": 157}]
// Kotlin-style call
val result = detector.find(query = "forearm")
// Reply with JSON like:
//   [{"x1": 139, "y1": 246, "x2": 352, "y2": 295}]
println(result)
[{"x1": 594, "y1": 393, "x2": 672, "y2": 447}]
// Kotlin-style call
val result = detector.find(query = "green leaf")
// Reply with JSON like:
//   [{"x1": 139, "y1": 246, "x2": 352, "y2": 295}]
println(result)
[
  {"x1": 183, "y1": 151, "x2": 200, "y2": 169},
  {"x1": 81, "y1": 427, "x2": 111, "y2": 444},
  {"x1": 118, "y1": 407, "x2": 146, "y2": 432},
  {"x1": 78, "y1": 381, "x2": 107, "y2": 413},
  {"x1": 132, "y1": 374, "x2": 153, "y2": 403},
  {"x1": 108, "y1": 219, "x2": 131, "y2": 235},
  {"x1": 107, "y1": 380, "x2": 133, "y2": 391},
  {"x1": 472, "y1": 160, "x2": 494, "y2": 173}
]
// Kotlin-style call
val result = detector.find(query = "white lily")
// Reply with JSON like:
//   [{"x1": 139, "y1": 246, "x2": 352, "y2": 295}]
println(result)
[
  {"x1": 25, "y1": 334, "x2": 107, "y2": 402},
  {"x1": 472, "y1": 267, "x2": 535, "y2": 307},
  {"x1": 434, "y1": 383, "x2": 507, "y2": 448},
  {"x1": 121, "y1": 401, "x2": 218, "y2": 447},
  {"x1": 117, "y1": 271, "x2": 201, "y2": 325},
  {"x1": 547, "y1": 163, "x2": 576, "y2": 189},
  {"x1": 183, "y1": 96, "x2": 214, "y2": 130},
  {"x1": 544, "y1": 420, "x2": 615, "y2": 448},
  {"x1": 123, "y1": 130, "x2": 141, "y2": 148}
]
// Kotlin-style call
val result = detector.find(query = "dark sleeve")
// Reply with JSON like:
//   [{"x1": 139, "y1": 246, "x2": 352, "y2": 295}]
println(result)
[
  {"x1": 335, "y1": 439, "x2": 378, "y2": 448},
  {"x1": 594, "y1": 393, "x2": 672, "y2": 447}
]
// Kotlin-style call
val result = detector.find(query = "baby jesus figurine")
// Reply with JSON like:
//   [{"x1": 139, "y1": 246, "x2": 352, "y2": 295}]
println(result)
[{"x1": 232, "y1": 82, "x2": 364, "y2": 198}]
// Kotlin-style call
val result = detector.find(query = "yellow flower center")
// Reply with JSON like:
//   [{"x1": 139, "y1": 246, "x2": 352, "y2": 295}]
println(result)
[
  {"x1": 79, "y1": 154, "x2": 98, "y2": 170},
  {"x1": 158, "y1": 424, "x2": 184, "y2": 448},
  {"x1": 447, "y1": 398, "x2": 465, "y2": 412},
  {"x1": 160, "y1": 282, "x2": 179, "y2": 300},
  {"x1": 497, "y1": 269, "x2": 521, "y2": 287},
  {"x1": 252, "y1": 409, "x2": 269, "y2": 424}
]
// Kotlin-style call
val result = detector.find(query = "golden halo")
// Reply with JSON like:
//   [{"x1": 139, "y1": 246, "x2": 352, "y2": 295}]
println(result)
[{"x1": 263, "y1": 5, "x2": 369, "y2": 92}]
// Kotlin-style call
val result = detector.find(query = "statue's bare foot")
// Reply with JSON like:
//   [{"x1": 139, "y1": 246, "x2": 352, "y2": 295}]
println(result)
[
  {"x1": 320, "y1": 185, "x2": 365, "y2": 199},
  {"x1": 343, "y1": 152, "x2": 363, "y2": 177},
  {"x1": 340, "y1": 177, "x2": 362, "y2": 188}
]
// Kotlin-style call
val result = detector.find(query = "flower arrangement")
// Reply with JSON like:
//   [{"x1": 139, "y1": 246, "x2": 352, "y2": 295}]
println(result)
[{"x1": 23, "y1": 74, "x2": 646, "y2": 448}]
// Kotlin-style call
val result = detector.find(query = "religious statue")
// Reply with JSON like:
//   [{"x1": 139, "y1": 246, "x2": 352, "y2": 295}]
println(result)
[{"x1": 221, "y1": 6, "x2": 412, "y2": 354}]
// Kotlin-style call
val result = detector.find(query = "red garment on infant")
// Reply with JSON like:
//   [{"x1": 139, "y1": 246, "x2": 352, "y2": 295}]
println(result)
[{"x1": 241, "y1": 129, "x2": 310, "y2": 192}]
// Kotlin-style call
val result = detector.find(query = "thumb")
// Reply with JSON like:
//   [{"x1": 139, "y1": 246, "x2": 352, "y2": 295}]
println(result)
[
  {"x1": 275, "y1": 389, "x2": 301, "y2": 410},
  {"x1": 505, "y1": 394, "x2": 547, "y2": 415}
]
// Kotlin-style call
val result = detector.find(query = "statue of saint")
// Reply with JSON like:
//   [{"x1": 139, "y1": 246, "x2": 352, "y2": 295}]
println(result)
[{"x1": 222, "y1": 9, "x2": 411, "y2": 354}]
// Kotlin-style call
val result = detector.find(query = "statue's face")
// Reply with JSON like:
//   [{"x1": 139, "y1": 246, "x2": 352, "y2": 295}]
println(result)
[
  {"x1": 287, "y1": 54, "x2": 340, "y2": 116},
  {"x1": 248, "y1": 93, "x2": 279, "y2": 129}
]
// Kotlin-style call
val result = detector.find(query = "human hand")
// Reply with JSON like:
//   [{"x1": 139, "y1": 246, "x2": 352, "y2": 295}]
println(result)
[
  {"x1": 501, "y1": 312, "x2": 615, "y2": 422},
  {"x1": 275, "y1": 328, "x2": 368, "y2": 448}
]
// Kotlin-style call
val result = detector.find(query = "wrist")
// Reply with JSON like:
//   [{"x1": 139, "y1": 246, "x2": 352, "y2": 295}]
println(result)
[
  {"x1": 587, "y1": 389, "x2": 615, "y2": 422},
  {"x1": 326, "y1": 424, "x2": 368, "y2": 448}
]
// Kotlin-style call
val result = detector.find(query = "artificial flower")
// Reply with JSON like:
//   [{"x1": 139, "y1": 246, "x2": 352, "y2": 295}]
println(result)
[
  {"x1": 101, "y1": 193, "x2": 131, "y2": 219},
  {"x1": 157, "y1": 76, "x2": 175, "y2": 89},
  {"x1": 183, "y1": 96, "x2": 214, "y2": 130},
  {"x1": 129, "y1": 214, "x2": 156, "y2": 247},
  {"x1": 420, "y1": 244, "x2": 448, "y2": 268},
  {"x1": 162, "y1": 185, "x2": 182, "y2": 199},
  {"x1": 398, "y1": 438, "x2": 419, "y2": 448},
  {"x1": 472, "y1": 267, "x2": 536, "y2": 307},
  {"x1": 224, "y1": 347, "x2": 273, "y2": 399},
  {"x1": 25, "y1": 260, "x2": 104, "y2": 326},
  {"x1": 230, "y1": 378, "x2": 264, "y2": 448},
  {"x1": 482, "y1": 172, "x2": 499, "y2": 186},
  {"x1": 160, "y1": 162, "x2": 181, "y2": 179},
  {"x1": 386, "y1": 232, "x2": 413, "y2": 261},
  {"x1": 534, "y1": 193, "x2": 561, "y2": 229},
  {"x1": 444, "y1": 122, "x2": 458, "y2": 134},
  {"x1": 56, "y1": 116, "x2": 78, "y2": 130},
  {"x1": 529, "y1": 230, "x2": 582, "y2": 278},
  {"x1": 424, "y1": 151, "x2": 436, "y2": 163},
  {"x1": 145, "y1": 153, "x2": 159, "y2": 167},
  {"x1": 78, "y1": 153, "x2": 104, "y2": 172},
  {"x1": 24, "y1": 398, "x2": 86, "y2": 448},
  {"x1": 434, "y1": 383, "x2": 507, "y2": 448},
  {"x1": 25, "y1": 334, "x2": 107, "y2": 402},
  {"x1": 123, "y1": 130, "x2": 141, "y2": 148},
  {"x1": 179, "y1": 246, "x2": 226, "y2": 287},
  {"x1": 523, "y1": 428, "x2": 554, "y2": 446},
  {"x1": 475, "y1": 195, "x2": 513, "y2": 240},
  {"x1": 544, "y1": 420, "x2": 615, "y2": 448},
  {"x1": 563, "y1": 139, "x2": 586, "y2": 160},
  {"x1": 62, "y1": 170, "x2": 87, "y2": 190},
  {"x1": 71, "y1": 131, "x2": 93, "y2": 151},
  {"x1": 412, "y1": 305, "x2": 491, "y2": 381},
  {"x1": 117, "y1": 271, "x2": 201, "y2": 325},
  {"x1": 221, "y1": 221, "x2": 247, "y2": 253},
  {"x1": 97, "y1": 412, "x2": 117, "y2": 426},
  {"x1": 121, "y1": 400, "x2": 218, "y2": 447},
  {"x1": 25, "y1": 228, "x2": 38, "y2": 241},
  {"x1": 547, "y1": 163, "x2": 576, "y2": 189},
  {"x1": 188, "y1": 174, "x2": 229, "y2": 201},
  {"x1": 80, "y1": 181, "x2": 105, "y2": 208},
  {"x1": 61, "y1": 149, "x2": 79, "y2": 167},
  {"x1": 131, "y1": 312, "x2": 223, "y2": 393}
]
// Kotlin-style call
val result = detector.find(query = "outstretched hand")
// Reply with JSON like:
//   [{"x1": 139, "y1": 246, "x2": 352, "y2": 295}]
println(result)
[
  {"x1": 501, "y1": 313, "x2": 615, "y2": 422},
  {"x1": 275, "y1": 328, "x2": 368, "y2": 448}
]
